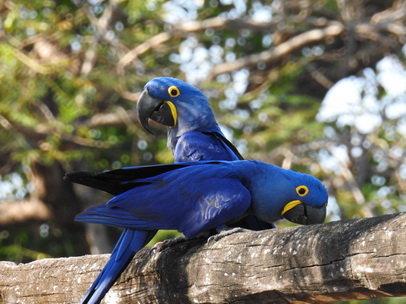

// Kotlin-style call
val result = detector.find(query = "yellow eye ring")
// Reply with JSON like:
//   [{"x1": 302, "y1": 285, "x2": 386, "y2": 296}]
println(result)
[
  {"x1": 168, "y1": 86, "x2": 180, "y2": 97},
  {"x1": 296, "y1": 185, "x2": 309, "y2": 196}
]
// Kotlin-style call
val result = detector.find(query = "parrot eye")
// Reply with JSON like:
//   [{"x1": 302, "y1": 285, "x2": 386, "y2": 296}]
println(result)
[
  {"x1": 168, "y1": 86, "x2": 180, "y2": 97},
  {"x1": 296, "y1": 185, "x2": 309, "y2": 196}
]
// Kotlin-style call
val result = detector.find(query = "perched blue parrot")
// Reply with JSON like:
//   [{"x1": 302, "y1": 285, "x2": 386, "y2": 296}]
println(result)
[
  {"x1": 136, "y1": 77, "x2": 243, "y2": 162},
  {"x1": 136, "y1": 77, "x2": 272, "y2": 231},
  {"x1": 65, "y1": 160, "x2": 328, "y2": 304}
]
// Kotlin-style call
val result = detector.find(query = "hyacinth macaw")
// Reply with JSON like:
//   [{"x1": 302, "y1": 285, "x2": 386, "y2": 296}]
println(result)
[
  {"x1": 65, "y1": 160, "x2": 328, "y2": 304},
  {"x1": 136, "y1": 77, "x2": 272, "y2": 231},
  {"x1": 136, "y1": 77, "x2": 243, "y2": 162}
]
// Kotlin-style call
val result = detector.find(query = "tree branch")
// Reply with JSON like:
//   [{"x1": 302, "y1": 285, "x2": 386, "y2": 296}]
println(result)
[
  {"x1": 207, "y1": 8, "x2": 405, "y2": 79},
  {"x1": 85, "y1": 106, "x2": 139, "y2": 129},
  {"x1": 80, "y1": 0, "x2": 123, "y2": 76},
  {"x1": 117, "y1": 32, "x2": 172, "y2": 70},
  {"x1": 209, "y1": 22, "x2": 345, "y2": 78},
  {"x1": 175, "y1": 15, "x2": 338, "y2": 33},
  {"x1": 115, "y1": 16, "x2": 334, "y2": 72},
  {"x1": 0, "y1": 112, "x2": 115, "y2": 150},
  {"x1": 0, "y1": 199, "x2": 52, "y2": 226},
  {"x1": 1, "y1": 213, "x2": 405, "y2": 303}
]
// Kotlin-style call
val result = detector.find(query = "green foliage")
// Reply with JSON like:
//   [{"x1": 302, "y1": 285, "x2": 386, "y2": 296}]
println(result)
[
  {"x1": 0, "y1": 4, "x2": 405, "y2": 303},
  {"x1": 146, "y1": 230, "x2": 181, "y2": 247},
  {"x1": 0, "y1": 224, "x2": 83, "y2": 263}
]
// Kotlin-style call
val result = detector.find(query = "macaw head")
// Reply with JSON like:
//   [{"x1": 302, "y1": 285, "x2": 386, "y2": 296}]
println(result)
[
  {"x1": 280, "y1": 173, "x2": 328, "y2": 225},
  {"x1": 137, "y1": 77, "x2": 219, "y2": 135},
  {"x1": 252, "y1": 163, "x2": 328, "y2": 225}
]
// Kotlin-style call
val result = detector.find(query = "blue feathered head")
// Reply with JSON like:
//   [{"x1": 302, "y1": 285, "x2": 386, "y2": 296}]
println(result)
[{"x1": 137, "y1": 77, "x2": 220, "y2": 135}]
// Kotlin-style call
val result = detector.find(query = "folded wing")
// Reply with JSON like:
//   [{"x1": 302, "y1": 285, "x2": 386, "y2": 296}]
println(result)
[{"x1": 72, "y1": 163, "x2": 251, "y2": 238}]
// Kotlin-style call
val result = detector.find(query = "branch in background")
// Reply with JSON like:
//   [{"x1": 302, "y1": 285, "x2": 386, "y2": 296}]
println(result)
[
  {"x1": 0, "y1": 213, "x2": 405, "y2": 303},
  {"x1": 209, "y1": 22, "x2": 345, "y2": 78},
  {"x1": 0, "y1": 199, "x2": 52, "y2": 226},
  {"x1": 0, "y1": 113, "x2": 114, "y2": 149},
  {"x1": 175, "y1": 15, "x2": 337, "y2": 33},
  {"x1": 117, "y1": 32, "x2": 172, "y2": 70},
  {"x1": 85, "y1": 106, "x2": 138, "y2": 129},
  {"x1": 176, "y1": 15, "x2": 279, "y2": 32},
  {"x1": 115, "y1": 2, "x2": 405, "y2": 94},
  {"x1": 370, "y1": 1, "x2": 406, "y2": 24},
  {"x1": 206, "y1": 3, "x2": 405, "y2": 79},
  {"x1": 12, "y1": 48, "x2": 53, "y2": 74},
  {"x1": 80, "y1": 0, "x2": 124, "y2": 76},
  {"x1": 306, "y1": 63, "x2": 334, "y2": 89},
  {"x1": 115, "y1": 15, "x2": 333, "y2": 72}
]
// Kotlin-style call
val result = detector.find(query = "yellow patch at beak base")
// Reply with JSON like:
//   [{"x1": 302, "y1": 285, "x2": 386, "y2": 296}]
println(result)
[
  {"x1": 281, "y1": 200, "x2": 302, "y2": 215},
  {"x1": 164, "y1": 101, "x2": 177, "y2": 127}
]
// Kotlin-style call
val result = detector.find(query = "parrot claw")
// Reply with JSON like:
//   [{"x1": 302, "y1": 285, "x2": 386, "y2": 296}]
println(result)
[
  {"x1": 207, "y1": 227, "x2": 251, "y2": 245},
  {"x1": 155, "y1": 235, "x2": 188, "y2": 252}
]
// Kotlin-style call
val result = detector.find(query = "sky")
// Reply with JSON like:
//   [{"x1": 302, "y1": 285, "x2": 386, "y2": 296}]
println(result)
[{"x1": 317, "y1": 55, "x2": 406, "y2": 136}]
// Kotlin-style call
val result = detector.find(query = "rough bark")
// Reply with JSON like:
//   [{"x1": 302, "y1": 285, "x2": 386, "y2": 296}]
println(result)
[{"x1": 1, "y1": 213, "x2": 405, "y2": 304}]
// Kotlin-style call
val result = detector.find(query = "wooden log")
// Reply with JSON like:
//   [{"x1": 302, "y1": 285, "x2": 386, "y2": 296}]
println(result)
[{"x1": 1, "y1": 212, "x2": 405, "y2": 304}]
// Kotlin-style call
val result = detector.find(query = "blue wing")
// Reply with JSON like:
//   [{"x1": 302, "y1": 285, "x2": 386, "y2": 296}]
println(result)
[
  {"x1": 174, "y1": 131, "x2": 243, "y2": 162},
  {"x1": 171, "y1": 132, "x2": 273, "y2": 231},
  {"x1": 64, "y1": 162, "x2": 199, "y2": 195},
  {"x1": 75, "y1": 165, "x2": 251, "y2": 238}
]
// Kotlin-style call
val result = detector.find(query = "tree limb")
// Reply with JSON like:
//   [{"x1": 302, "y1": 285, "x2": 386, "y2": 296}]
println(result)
[
  {"x1": 208, "y1": 9, "x2": 405, "y2": 78},
  {"x1": 117, "y1": 32, "x2": 172, "y2": 69},
  {"x1": 115, "y1": 15, "x2": 335, "y2": 72},
  {"x1": 85, "y1": 107, "x2": 138, "y2": 129},
  {"x1": 0, "y1": 199, "x2": 52, "y2": 226},
  {"x1": 80, "y1": 0, "x2": 124, "y2": 76},
  {"x1": 1, "y1": 213, "x2": 405, "y2": 303},
  {"x1": 209, "y1": 22, "x2": 345, "y2": 78}
]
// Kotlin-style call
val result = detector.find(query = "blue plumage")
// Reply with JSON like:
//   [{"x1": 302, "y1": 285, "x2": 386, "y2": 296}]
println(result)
[
  {"x1": 76, "y1": 163, "x2": 251, "y2": 237},
  {"x1": 173, "y1": 131, "x2": 240, "y2": 162},
  {"x1": 137, "y1": 77, "x2": 243, "y2": 161},
  {"x1": 65, "y1": 160, "x2": 328, "y2": 303},
  {"x1": 72, "y1": 77, "x2": 328, "y2": 304},
  {"x1": 137, "y1": 77, "x2": 270, "y2": 232},
  {"x1": 78, "y1": 229, "x2": 154, "y2": 303}
]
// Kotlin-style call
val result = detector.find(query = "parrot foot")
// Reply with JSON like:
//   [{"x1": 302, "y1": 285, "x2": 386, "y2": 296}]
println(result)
[
  {"x1": 154, "y1": 235, "x2": 188, "y2": 252},
  {"x1": 207, "y1": 227, "x2": 251, "y2": 245}
]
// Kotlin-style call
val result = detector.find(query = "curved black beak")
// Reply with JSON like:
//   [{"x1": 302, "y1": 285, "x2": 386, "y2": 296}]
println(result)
[
  {"x1": 282, "y1": 203, "x2": 327, "y2": 225},
  {"x1": 136, "y1": 89, "x2": 177, "y2": 134}
]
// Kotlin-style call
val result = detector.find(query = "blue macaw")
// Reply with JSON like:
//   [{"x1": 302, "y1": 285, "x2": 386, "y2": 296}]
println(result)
[
  {"x1": 136, "y1": 77, "x2": 271, "y2": 231},
  {"x1": 65, "y1": 160, "x2": 328, "y2": 304},
  {"x1": 136, "y1": 77, "x2": 243, "y2": 162}
]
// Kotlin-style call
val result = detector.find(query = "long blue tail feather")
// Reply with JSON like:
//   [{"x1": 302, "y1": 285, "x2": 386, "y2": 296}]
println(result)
[{"x1": 80, "y1": 229, "x2": 155, "y2": 304}]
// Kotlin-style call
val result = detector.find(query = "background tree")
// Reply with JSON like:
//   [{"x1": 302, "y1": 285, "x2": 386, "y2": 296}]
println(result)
[{"x1": 0, "y1": 0, "x2": 405, "y2": 302}]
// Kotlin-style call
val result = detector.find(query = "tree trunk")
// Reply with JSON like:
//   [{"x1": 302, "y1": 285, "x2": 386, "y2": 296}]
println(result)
[{"x1": 1, "y1": 212, "x2": 405, "y2": 304}]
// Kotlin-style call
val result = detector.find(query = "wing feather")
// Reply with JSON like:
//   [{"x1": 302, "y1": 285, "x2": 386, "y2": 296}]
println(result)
[
  {"x1": 75, "y1": 164, "x2": 251, "y2": 238},
  {"x1": 64, "y1": 162, "x2": 220, "y2": 195}
]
